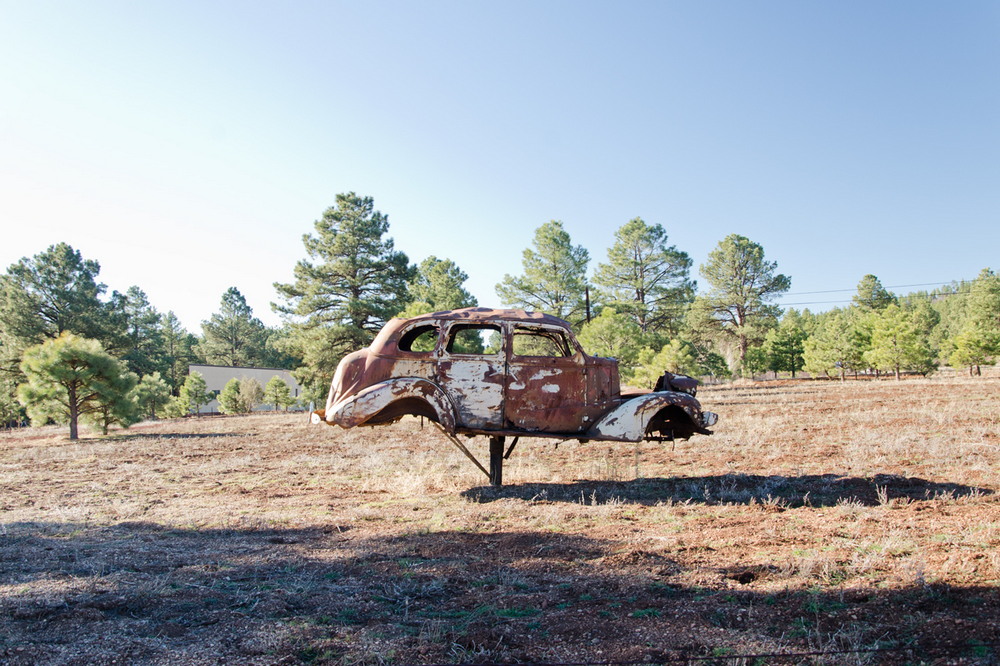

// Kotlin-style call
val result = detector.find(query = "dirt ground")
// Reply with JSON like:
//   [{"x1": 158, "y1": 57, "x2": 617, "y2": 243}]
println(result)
[{"x1": 2, "y1": 373, "x2": 999, "y2": 664}]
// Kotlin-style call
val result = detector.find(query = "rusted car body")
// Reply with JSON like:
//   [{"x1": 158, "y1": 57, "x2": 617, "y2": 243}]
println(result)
[{"x1": 315, "y1": 308, "x2": 717, "y2": 443}]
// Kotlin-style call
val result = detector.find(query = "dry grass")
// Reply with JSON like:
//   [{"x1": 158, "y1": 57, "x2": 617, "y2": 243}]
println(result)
[{"x1": 2, "y1": 375, "x2": 999, "y2": 664}]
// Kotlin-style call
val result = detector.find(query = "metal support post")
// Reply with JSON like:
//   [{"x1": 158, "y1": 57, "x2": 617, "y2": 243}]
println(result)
[{"x1": 489, "y1": 435, "x2": 505, "y2": 486}]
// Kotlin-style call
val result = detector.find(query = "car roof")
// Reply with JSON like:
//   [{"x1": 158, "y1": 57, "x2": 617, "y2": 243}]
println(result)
[{"x1": 369, "y1": 307, "x2": 573, "y2": 353}]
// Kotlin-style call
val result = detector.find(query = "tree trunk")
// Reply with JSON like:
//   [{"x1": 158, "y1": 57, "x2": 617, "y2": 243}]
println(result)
[
  {"x1": 68, "y1": 385, "x2": 79, "y2": 441},
  {"x1": 894, "y1": 365, "x2": 901, "y2": 381}
]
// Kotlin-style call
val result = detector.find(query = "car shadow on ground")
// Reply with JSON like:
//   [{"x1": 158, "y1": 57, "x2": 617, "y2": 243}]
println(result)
[
  {"x1": 2, "y1": 520, "x2": 998, "y2": 664},
  {"x1": 461, "y1": 473, "x2": 993, "y2": 507}
]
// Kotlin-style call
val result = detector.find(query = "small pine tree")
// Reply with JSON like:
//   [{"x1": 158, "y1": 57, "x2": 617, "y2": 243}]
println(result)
[
  {"x1": 17, "y1": 333, "x2": 135, "y2": 440},
  {"x1": 263, "y1": 376, "x2": 294, "y2": 411},
  {"x1": 763, "y1": 315, "x2": 807, "y2": 378},
  {"x1": 863, "y1": 305, "x2": 936, "y2": 379},
  {"x1": 949, "y1": 323, "x2": 995, "y2": 376},
  {"x1": 178, "y1": 372, "x2": 213, "y2": 415},
  {"x1": 218, "y1": 378, "x2": 242, "y2": 414},
  {"x1": 631, "y1": 339, "x2": 701, "y2": 388},
  {"x1": 133, "y1": 372, "x2": 172, "y2": 419},
  {"x1": 162, "y1": 395, "x2": 188, "y2": 419},
  {"x1": 577, "y1": 309, "x2": 643, "y2": 375}
]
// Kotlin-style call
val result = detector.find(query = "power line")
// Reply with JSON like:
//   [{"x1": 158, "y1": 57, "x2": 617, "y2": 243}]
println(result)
[
  {"x1": 766, "y1": 276, "x2": 980, "y2": 308},
  {"x1": 779, "y1": 290, "x2": 971, "y2": 308},
  {"x1": 780, "y1": 279, "x2": 972, "y2": 297}
]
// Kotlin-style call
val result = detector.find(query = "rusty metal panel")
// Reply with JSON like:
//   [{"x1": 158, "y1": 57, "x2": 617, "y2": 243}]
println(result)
[
  {"x1": 436, "y1": 356, "x2": 504, "y2": 429},
  {"x1": 585, "y1": 356, "x2": 619, "y2": 414},
  {"x1": 505, "y1": 356, "x2": 589, "y2": 432},
  {"x1": 435, "y1": 321, "x2": 505, "y2": 430}
]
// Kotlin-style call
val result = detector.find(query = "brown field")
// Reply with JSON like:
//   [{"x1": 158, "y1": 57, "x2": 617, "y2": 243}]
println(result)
[{"x1": 2, "y1": 374, "x2": 999, "y2": 665}]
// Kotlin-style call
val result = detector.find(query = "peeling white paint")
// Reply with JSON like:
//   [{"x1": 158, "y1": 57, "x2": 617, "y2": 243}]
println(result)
[{"x1": 439, "y1": 359, "x2": 504, "y2": 429}]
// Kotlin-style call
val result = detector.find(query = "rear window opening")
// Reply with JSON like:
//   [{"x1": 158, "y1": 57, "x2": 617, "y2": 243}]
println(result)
[
  {"x1": 398, "y1": 324, "x2": 439, "y2": 353},
  {"x1": 512, "y1": 326, "x2": 573, "y2": 357}
]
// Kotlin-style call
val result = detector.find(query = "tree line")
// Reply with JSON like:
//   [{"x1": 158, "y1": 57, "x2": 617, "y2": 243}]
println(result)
[{"x1": 3, "y1": 192, "x2": 998, "y2": 436}]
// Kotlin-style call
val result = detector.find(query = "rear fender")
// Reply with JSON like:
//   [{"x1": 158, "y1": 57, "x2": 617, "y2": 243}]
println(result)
[
  {"x1": 326, "y1": 378, "x2": 458, "y2": 434},
  {"x1": 586, "y1": 392, "x2": 709, "y2": 442}
]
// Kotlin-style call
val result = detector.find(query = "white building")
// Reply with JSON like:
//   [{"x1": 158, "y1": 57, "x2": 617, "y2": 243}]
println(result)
[{"x1": 188, "y1": 364, "x2": 304, "y2": 413}]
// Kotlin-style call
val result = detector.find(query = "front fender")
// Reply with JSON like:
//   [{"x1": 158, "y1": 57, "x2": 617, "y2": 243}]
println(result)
[
  {"x1": 586, "y1": 392, "x2": 713, "y2": 442},
  {"x1": 326, "y1": 377, "x2": 458, "y2": 434}
]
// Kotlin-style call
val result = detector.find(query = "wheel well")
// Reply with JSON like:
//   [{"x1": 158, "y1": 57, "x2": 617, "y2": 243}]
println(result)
[
  {"x1": 367, "y1": 397, "x2": 443, "y2": 426},
  {"x1": 645, "y1": 405, "x2": 698, "y2": 441}
]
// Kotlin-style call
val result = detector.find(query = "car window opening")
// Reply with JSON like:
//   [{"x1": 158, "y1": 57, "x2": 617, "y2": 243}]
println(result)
[
  {"x1": 512, "y1": 326, "x2": 572, "y2": 358},
  {"x1": 446, "y1": 324, "x2": 500, "y2": 355},
  {"x1": 398, "y1": 324, "x2": 439, "y2": 353}
]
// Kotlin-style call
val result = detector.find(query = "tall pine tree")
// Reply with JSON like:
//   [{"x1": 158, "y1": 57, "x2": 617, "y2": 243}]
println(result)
[
  {"x1": 691, "y1": 234, "x2": 790, "y2": 373},
  {"x1": 198, "y1": 288, "x2": 268, "y2": 367},
  {"x1": 0, "y1": 243, "x2": 117, "y2": 350},
  {"x1": 495, "y1": 220, "x2": 590, "y2": 326},
  {"x1": 593, "y1": 218, "x2": 694, "y2": 336},
  {"x1": 273, "y1": 193, "x2": 414, "y2": 398}
]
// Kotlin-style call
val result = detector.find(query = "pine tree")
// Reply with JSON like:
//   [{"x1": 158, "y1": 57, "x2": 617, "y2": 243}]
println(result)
[
  {"x1": 763, "y1": 311, "x2": 807, "y2": 377},
  {"x1": 399, "y1": 256, "x2": 478, "y2": 317},
  {"x1": 691, "y1": 234, "x2": 790, "y2": 373},
  {"x1": 577, "y1": 308, "x2": 643, "y2": 375},
  {"x1": 198, "y1": 288, "x2": 268, "y2": 367},
  {"x1": 114, "y1": 286, "x2": 166, "y2": 378},
  {"x1": 631, "y1": 339, "x2": 702, "y2": 388},
  {"x1": 83, "y1": 359, "x2": 139, "y2": 435},
  {"x1": 178, "y1": 372, "x2": 213, "y2": 415},
  {"x1": 218, "y1": 378, "x2": 242, "y2": 414},
  {"x1": 863, "y1": 305, "x2": 936, "y2": 379},
  {"x1": 592, "y1": 218, "x2": 694, "y2": 336},
  {"x1": 17, "y1": 333, "x2": 135, "y2": 440},
  {"x1": 852, "y1": 274, "x2": 896, "y2": 311},
  {"x1": 263, "y1": 376, "x2": 295, "y2": 411},
  {"x1": 273, "y1": 193, "x2": 415, "y2": 399},
  {"x1": 965, "y1": 268, "x2": 1000, "y2": 342},
  {"x1": 496, "y1": 221, "x2": 590, "y2": 326},
  {"x1": 133, "y1": 372, "x2": 172, "y2": 419},
  {"x1": 0, "y1": 243, "x2": 117, "y2": 350},
  {"x1": 949, "y1": 324, "x2": 995, "y2": 376},
  {"x1": 160, "y1": 312, "x2": 200, "y2": 392},
  {"x1": 802, "y1": 309, "x2": 867, "y2": 380},
  {"x1": 946, "y1": 268, "x2": 1000, "y2": 375}
]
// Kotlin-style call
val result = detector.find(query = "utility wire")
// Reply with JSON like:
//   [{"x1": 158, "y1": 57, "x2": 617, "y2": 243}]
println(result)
[
  {"x1": 781, "y1": 280, "x2": 970, "y2": 297},
  {"x1": 777, "y1": 287, "x2": 975, "y2": 308}
]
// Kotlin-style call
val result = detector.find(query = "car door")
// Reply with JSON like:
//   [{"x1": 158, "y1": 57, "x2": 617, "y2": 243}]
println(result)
[
  {"x1": 503, "y1": 323, "x2": 589, "y2": 433},
  {"x1": 435, "y1": 322, "x2": 505, "y2": 430}
]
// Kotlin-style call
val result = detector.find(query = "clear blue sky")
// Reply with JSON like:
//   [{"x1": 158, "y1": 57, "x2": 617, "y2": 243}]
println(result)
[{"x1": 2, "y1": 1, "x2": 998, "y2": 331}]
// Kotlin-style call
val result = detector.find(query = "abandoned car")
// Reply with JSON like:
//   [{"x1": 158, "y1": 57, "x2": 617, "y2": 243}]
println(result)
[{"x1": 312, "y1": 308, "x2": 717, "y2": 484}]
